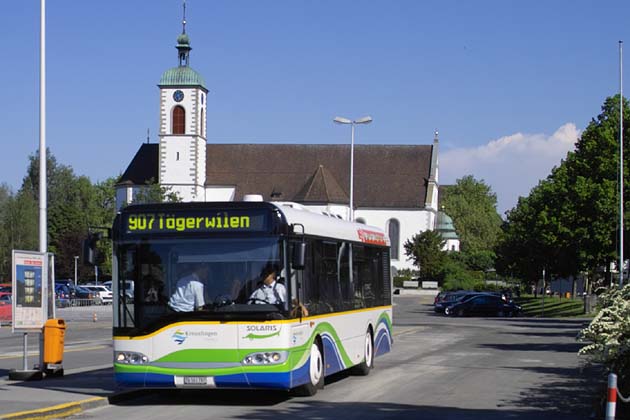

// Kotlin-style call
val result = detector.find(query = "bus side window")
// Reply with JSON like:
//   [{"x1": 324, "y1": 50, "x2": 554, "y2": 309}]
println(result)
[{"x1": 338, "y1": 242, "x2": 353, "y2": 311}]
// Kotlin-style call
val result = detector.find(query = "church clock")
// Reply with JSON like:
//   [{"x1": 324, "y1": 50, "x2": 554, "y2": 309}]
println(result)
[{"x1": 173, "y1": 90, "x2": 184, "y2": 102}]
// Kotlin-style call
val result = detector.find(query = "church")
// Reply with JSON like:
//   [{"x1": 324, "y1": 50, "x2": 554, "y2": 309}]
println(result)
[{"x1": 116, "y1": 16, "x2": 458, "y2": 272}]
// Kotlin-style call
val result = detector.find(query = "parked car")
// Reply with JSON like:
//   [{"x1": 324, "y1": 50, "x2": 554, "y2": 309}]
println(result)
[
  {"x1": 0, "y1": 293, "x2": 11, "y2": 323},
  {"x1": 83, "y1": 285, "x2": 113, "y2": 305},
  {"x1": 103, "y1": 280, "x2": 135, "y2": 302},
  {"x1": 0, "y1": 291, "x2": 12, "y2": 304},
  {"x1": 434, "y1": 291, "x2": 479, "y2": 313},
  {"x1": 59, "y1": 285, "x2": 95, "y2": 306},
  {"x1": 54, "y1": 284, "x2": 71, "y2": 307},
  {"x1": 445, "y1": 293, "x2": 522, "y2": 317}
]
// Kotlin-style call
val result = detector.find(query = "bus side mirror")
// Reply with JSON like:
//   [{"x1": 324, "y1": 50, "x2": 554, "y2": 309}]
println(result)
[
  {"x1": 82, "y1": 232, "x2": 102, "y2": 266},
  {"x1": 292, "y1": 242, "x2": 306, "y2": 270}
]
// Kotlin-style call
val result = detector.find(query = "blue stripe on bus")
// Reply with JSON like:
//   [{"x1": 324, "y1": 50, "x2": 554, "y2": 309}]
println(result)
[
  {"x1": 116, "y1": 369, "x2": 307, "y2": 390},
  {"x1": 321, "y1": 333, "x2": 345, "y2": 375},
  {"x1": 374, "y1": 327, "x2": 392, "y2": 356}
]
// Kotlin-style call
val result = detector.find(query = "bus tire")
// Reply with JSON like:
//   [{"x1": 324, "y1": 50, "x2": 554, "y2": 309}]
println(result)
[
  {"x1": 351, "y1": 329, "x2": 374, "y2": 376},
  {"x1": 292, "y1": 339, "x2": 324, "y2": 396}
]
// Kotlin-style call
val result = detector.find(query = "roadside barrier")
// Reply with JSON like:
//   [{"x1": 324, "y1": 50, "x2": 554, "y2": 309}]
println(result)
[{"x1": 606, "y1": 373, "x2": 630, "y2": 420}]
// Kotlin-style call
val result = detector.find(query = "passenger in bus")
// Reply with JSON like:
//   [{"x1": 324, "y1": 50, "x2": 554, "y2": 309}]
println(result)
[
  {"x1": 168, "y1": 264, "x2": 209, "y2": 312},
  {"x1": 248, "y1": 264, "x2": 286, "y2": 305},
  {"x1": 143, "y1": 273, "x2": 165, "y2": 304}
]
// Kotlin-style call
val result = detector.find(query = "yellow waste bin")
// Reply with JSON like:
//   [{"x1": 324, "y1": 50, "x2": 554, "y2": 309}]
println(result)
[
  {"x1": 565, "y1": 292, "x2": 571, "y2": 299},
  {"x1": 44, "y1": 318, "x2": 66, "y2": 364}
]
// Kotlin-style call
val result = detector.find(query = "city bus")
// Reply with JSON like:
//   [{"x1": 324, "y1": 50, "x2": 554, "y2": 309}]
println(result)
[{"x1": 111, "y1": 201, "x2": 392, "y2": 395}]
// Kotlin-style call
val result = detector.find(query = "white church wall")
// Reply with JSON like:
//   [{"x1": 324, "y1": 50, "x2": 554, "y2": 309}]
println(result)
[
  {"x1": 160, "y1": 136, "x2": 195, "y2": 185},
  {"x1": 205, "y1": 186, "x2": 236, "y2": 201},
  {"x1": 444, "y1": 238, "x2": 460, "y2": 252},
  {"x1": 354, "y1": 208, "x2": 435, "y2": 271},
  {"x1": 115, "y1": 186, "x2": 131, "y2": 210},
  {"x1": 159, "y1": 88, "x2": 200, "y2": 135}
]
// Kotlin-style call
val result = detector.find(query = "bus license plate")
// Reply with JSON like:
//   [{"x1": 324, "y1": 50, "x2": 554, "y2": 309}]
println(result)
[{"x1": 183, "y1": 376, "x2": 207, "y2": 385}]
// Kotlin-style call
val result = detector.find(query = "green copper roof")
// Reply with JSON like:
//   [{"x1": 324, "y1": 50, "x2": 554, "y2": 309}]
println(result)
[
  {"x1": 177, "y1": 33, "x2": 190, "y2": 46},
  {"x1": 436, "y1": 211, "x2": 459, "y2": 240},
  {"x1": 159, "y1": 66, "x2": 206, "y2": 89}
]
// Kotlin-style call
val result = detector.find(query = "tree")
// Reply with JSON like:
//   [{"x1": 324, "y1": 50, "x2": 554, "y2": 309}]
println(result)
[
  {"x1": 403, "y1": 230, "x2": 446, "y2": 282},
  {"x1": 0, "y1": 187, "x2": 38, "y2": 280},
  {"x1": 18, "y1": 150, "x2": 120, "y2": 280},
  {"x1": 131, "y1": 178, "x2": 181, "y2": 205},
  {"x1": 441, "y1": 175, "x2": 503, "y2": 254},
  {"x1": 496, "y1": 95, "x2": 630, "y2": 290}
]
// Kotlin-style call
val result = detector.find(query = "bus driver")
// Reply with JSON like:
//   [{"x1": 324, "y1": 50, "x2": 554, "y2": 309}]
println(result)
[{"x1": 248, "y1": 264, "x2": 286, "y2": 305}]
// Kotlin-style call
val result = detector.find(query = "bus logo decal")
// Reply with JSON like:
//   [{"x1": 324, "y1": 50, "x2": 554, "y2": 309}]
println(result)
[
  {"x1": 172, "y1": 329, "x2": 187, "y2": 345},
  {"x1": 243, "y1": 325, "x2": 281, "y2": 340}
]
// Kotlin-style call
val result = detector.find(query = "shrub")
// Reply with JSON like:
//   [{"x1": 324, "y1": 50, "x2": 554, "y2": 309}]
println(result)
[
  {"x1": 578, "y1": 284, "x2": 630, "y2": 395},
  {"x1": 393, "y1": 276, "x2": 405, "y2": 288}
]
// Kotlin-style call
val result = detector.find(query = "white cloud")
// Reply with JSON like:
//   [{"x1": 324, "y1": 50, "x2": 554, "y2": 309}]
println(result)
[{"x1": 440, "y1": 123, "x2": 580, "y2": 217}]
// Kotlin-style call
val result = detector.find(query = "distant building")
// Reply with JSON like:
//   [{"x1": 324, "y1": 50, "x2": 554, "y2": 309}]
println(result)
[
  {"x1": 116, "y1": 18, "x2": 450, "y2": 271},
  {"x1": 436, "y1": 209, "x2": 460, "y2": 252}
]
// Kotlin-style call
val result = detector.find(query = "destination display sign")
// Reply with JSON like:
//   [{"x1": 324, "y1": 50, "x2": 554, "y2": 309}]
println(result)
[{"x1": 123, "y1": 209, "x2": 270, "y2": 235}]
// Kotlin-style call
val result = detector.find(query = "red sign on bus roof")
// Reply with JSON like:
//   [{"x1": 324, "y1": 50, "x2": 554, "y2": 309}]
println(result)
[{"x1": 357, "y1": 229, "x2": 388, "y2": 246}]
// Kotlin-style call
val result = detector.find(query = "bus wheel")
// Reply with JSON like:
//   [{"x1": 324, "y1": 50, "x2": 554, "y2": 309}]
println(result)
[
  {"x1": 292, "y1": 340, "x2": 324, "y2": 397},
  {"x1": 351, "y1": 329, "x2": 374, "y2": 376}
]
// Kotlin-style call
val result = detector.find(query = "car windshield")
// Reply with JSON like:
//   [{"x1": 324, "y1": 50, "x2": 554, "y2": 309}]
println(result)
[{"x1": 116, "y1": 236, "x2": 286, "y2": 333}]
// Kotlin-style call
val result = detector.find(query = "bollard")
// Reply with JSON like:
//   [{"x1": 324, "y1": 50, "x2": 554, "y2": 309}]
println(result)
[{"x1": 607, "y1": 373, "x2": 617, "y2": 420}]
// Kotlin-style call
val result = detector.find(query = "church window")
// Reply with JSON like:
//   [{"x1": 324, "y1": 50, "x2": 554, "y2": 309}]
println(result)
[
  {"x1": 387, "y1": 219, "x2": 400, "y2": 260},
  {"x1": 201, "y1": 108, "x2": 204, "y2": 137},
  {"x1": 173, "y1": 106, "x2": 185, "y2": 134}
]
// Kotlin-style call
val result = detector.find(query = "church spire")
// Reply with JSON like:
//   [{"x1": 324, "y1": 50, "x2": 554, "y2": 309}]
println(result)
[
  {"x1": 182, "y1": 0, "x2": 187, "y2": 34},
  {"x1": 176, "y1": 0, "x2": 191, "y2": 67}
]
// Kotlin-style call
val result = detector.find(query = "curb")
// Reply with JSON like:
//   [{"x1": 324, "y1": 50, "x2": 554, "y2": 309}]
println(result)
[{"x1": 0, "y1": 397, "x2": 107, "y2": 420}]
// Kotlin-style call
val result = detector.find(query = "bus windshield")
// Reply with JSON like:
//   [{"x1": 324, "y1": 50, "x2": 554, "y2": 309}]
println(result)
[{"x1": 116, "y1": 236, "x2": 288, "y2": 332}]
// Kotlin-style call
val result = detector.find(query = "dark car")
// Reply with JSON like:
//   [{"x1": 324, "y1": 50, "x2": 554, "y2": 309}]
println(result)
[
  {"x1": 445, "y1": 293, "x2": 521, "y2": 317},
  {"x1": 73, "y1": 285, "x2": 95, "y2": 300},
  {"x1": 434, "y1": 291, "x2": 479, "y2": 313},
  {"x1": 54, "y1": 284, "x2": 72, "y2": 307}
]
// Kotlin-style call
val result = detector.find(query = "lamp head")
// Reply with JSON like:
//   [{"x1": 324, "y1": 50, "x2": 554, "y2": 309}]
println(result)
[{"x1": 333, "y1": 116, "x2": 352, "y2": 124}]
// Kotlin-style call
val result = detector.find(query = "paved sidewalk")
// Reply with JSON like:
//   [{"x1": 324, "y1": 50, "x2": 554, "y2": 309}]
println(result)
[{"x1": 0, "y1": 366, "x2": 122, "y2": 419}]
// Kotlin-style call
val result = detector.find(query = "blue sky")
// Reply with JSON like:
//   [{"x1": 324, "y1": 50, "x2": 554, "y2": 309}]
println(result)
[{"x1": 1, "y1": 1, "x2": 629, "y2": 215}]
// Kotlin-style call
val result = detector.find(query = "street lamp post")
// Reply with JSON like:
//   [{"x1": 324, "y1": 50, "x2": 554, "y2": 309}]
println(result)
[
  {"x1": 74, "y1": 256, "x2": 79, "y2": 287},
  {"x1": 333, "y1": 116, "x2": 372, "y2": 221}
]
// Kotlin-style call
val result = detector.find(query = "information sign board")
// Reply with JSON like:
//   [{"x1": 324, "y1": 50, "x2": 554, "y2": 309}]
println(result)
[{"x1": 12, "y1": 250, "x2": 47, "y2": 332}]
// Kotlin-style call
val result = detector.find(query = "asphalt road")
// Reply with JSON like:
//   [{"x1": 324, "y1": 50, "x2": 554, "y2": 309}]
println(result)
[
  {"x1": 0, "y1": 305, "x2": 113, "y2": 376},
  {"x1": 0, "y1": 296, "x2": 604, "y2": 419}
]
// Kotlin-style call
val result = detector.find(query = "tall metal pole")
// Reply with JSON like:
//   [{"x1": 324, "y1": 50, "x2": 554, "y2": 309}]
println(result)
[
  {"x1": 38, "y1": 0, "x2": 47, "y2": 375},
  {"x1": 619, "y1": 41, "x2": 624, "y2": 289},
  {"x1": 74, "y1": 256, "x2": 78, "y2": 287},
  {"x1": 349, "y1": 123, "x2": 355, "y2": 222},
  {"x1": 39, "y1": 0, "x2": 47, "y2": 254}
]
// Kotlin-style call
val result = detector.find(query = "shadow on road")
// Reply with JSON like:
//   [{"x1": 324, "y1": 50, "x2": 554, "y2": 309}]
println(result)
[
  {"x1": 498, "y1": 363, "x2": 606, "y2": 419},
  {"x1": 210, "y1": 400, "x2": 592, "y2": 420},
  {"x1": 479, "y1": 341, "x2": 583, "y2": 353},
  {"x1": 7, "y1": 367, "x2": 116, "y2": 397},
  {"x1": 500, "y1": 330, "x2": 578, "y2": 339}
]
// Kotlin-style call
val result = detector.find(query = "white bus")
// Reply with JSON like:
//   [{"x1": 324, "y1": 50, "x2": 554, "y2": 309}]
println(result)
[{"x1": 111, "y1": 201, "x2": 392, "y2": 395}]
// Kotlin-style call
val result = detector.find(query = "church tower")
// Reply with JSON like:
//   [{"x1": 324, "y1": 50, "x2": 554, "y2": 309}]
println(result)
[{"x1": 158, "y1": 3, "x2": 207, "y2": 202}]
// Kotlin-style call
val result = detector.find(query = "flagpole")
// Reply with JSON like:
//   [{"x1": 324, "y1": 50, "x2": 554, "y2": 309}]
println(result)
[{"x1": 619, "y1": 41, "x2": 624, "y2": 289}]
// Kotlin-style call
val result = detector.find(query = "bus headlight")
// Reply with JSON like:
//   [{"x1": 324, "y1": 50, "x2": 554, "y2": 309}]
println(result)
[
  {"x1": 115, "y1": 351, "x2": 149, "y2": 365},
  {"x1": 242, "y1": 351, "x2": 287, "y2": 365}
]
